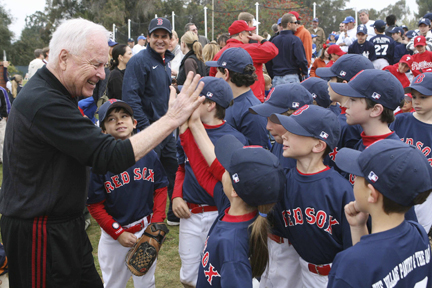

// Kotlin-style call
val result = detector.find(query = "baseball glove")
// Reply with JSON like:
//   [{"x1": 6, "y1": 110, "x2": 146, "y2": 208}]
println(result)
[{"x1": 125, "y1": 222, "x2": 169, "y2": 276}]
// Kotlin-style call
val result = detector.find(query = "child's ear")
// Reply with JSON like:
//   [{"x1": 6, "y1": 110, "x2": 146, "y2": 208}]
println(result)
[
  {"x1": 207, "y1": 101, "x2": 216, "y2": 112},
  {"x1": 224, "y1": 69, "x2": 230, "y2": 82},
  {"x1": 312, "y1": 140, "x2": 327, "y2": 153},
  {"x1": 367, "y1": 183, "x2": 380, "y2": 204},
  {"x1": 369, "y1": 103, "x2": 384, "y2": 118},
  {"x1": 132, "y1": 118, "x2": 137, "y2": 130}
]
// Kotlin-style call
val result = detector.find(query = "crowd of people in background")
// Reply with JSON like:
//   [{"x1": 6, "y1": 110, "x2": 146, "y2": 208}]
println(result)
[{"x1": 0, "y1": 7, "x2": 432, "y2": 288}]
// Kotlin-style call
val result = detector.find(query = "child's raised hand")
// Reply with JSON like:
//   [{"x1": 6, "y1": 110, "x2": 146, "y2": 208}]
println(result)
[
  {"x1": 117, "y1": 231, "x2": 138, "y2": 247},
  {"x1": 344, "y1": 201, "x2": 368, "y2": 228}
]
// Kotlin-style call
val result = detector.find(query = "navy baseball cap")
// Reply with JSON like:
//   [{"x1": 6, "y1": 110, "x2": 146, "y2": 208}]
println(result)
[
  {"x1": 300, "y1": 77, "x2": 332, "y2": 108},
  {"x1": 405, "y1": 73, "x2": 432, "y2": 95},
  {"x1": 357, "y1": 24, "x2": 367, "y2": 34},
  {"x1": 389, "y1": 26, "x2": 404, "y2": 35},
  {"x1": 424, "y1": 13, "x2": 432, "y2": 22},
  {"x1": 418, "y1": 18, "x2": 431, "y2": 26},
  {"x1": 98, "y1": 99, "x2": 134, "y2": 125},
  {"x1": 371, "y1": 20, "x2": 386, "y2": 29},
  {"x1": 108, "y1": 39, "x2": 118, "y2": 47},
  {"x1": 316, "y1": 54, "x2": 374, "y2": 81},
  {"x1": 198, "y1": 77, "x2": 233, "y2": 109},
  {"x1": 128, "y1": 38, "x2": 134, "y2": 42},
  {"x1": 206, "y1": 47, "x2": 253, "y2": 74},
  {"x1": 405, "y1": 30, "x2": 418, "y2": 39},
  {"x1": 329, "y1": 69, "x2": 404, "y2": 110},
  {"x1": 342, "y1": 16, "x2": 355, "y2": 24},
  {"x1": 336, "y1": 140, "x2": 432, "y2": 206},
  {"x1": 215, "y1": 135, "x2": 285, "y2": 207},
  {"x1": 269, "y1": 105, "x2": 341, "y2": 150},
  {"x1": 249, "y1": 84, "x2": 313, "y2": 117},
  {"x1": 148, "y1": 17, "x2": 172, "y2": 34},
  {"x1": 401, "y1": 24, "x2": 408, "y2": 30}
]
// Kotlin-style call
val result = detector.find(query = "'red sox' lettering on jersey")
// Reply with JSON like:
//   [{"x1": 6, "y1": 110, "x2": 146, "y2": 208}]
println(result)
[
  {"x1": 104, "y1": 168, "x2": 154, "y2": 193},
  {"x1": 282, "y1": 207, "x2": 340, "y2": 235}
]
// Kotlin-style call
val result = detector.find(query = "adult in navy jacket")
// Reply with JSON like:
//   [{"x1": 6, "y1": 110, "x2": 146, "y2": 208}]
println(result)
[
  {"x1": 267, "y1": 13, "x2": 308, "y2": 86},
  {"x1": 122, "y1": 18, "x2": 184, "y2": 225}
]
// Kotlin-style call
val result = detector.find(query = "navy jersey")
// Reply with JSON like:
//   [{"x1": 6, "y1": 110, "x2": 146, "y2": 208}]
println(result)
[
  {"x1": 348, "y1": 40, "x2": 377, "y2": 61},
  {"x1": 225, "y1": 90, "x2": 270, "y2": 149},
  {"x1": 390, "y1": 113, "x2": 432, "y2": 167},
  {"x1": 328, "y1": 221, "x2": 432, "y2": 288},
  {"x1": 87, "y1": 151, "x2": 168, "y2": 225},
  {"x1": 176, "y1": 122, "x2": 247, "y2": 205},
  {"x1": 353, "y1": 131, "x2": 400, "y2": 152},
  {"x1": 273, "y1": 167, "x2": 354, "y2": 265},
  {"x1": 270, "y1": 142, "x2": 296, "y2": 170},
  {"x1": 394, "y1": 42, "x2": 413, "y2": 64},
  {"x1": 370, "y1": 35, "x2": 395, "y2": 64}
]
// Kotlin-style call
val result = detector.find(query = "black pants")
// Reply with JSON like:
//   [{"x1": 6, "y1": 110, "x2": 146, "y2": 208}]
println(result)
[
  {"x1": 1, "y1": 215, "x2": 103, "y2": 288},
  {"x1": 154, "y1": 134, "x2": 179, "y2": 222}
]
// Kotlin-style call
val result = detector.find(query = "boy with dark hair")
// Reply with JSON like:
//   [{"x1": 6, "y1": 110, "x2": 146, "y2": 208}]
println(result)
[
  {"x1": 87, "y1": 99, "x2": 168, "y2": 287},
  {"x1": 328, "y1": 139, "x2": 432, "y2": 287},
  {"x1": 348, "y1": 24, "x2": 376, "y2": 61},
  {"x1": 370, "y1": 20, "x2": 394, "y2": 69},
  {"x1": 329, "y1": 69, "x2": 404, "y2": 184},
  {"x1": 206, "y1": 47, "x2": 270, "y2": 149},
  {"x1": 269, "y1": 105, "x2": 354, "y2": 288},
  {"x1": 248, "y1": 84, "x2": 313, "y2": 288},
  {"x1": 390, "y1": 72, "x2": 432, "y2": 234},
  {"x1": 172, "y1": 77, "x2": 247, "y2": 287}
]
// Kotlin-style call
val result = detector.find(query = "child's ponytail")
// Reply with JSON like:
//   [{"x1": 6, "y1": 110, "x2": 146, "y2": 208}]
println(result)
[{"x1": 249, "y1": 203, "x2": 275, "y2": 277}]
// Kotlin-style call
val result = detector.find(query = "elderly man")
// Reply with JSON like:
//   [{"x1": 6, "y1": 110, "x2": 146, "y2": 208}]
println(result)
[
  {"x1": 358, "y1": 9, "x2": 376, "y2": 40},
  {"x1": 0, "y1": 18, "x2": 204, "y2": 287},
  {"x1": 185, "y1": 22, "x2": 209, "y2": 47},
  {"x1": 308, "y1": 18, "x2": 325, "y2": 55}
]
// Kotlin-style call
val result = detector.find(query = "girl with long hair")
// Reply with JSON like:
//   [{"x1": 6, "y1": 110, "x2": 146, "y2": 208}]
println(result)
[
  {"x1": 177, "y1": 31, "x2": 207, "y2": 85},
  {"x1": 107, "y1": 44, "x2": 132, "y2": 99},
  {"x1": 179, "y1": 108, "x2": 284, "y2": 287}
]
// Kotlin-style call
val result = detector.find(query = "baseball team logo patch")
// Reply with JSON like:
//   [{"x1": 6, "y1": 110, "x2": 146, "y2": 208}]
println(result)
[
  {"x1": 292, "y1": 105, "x2": 309, "y2": 116},
  {"x1": 339, "y1": 70, "x2": 346, "y2": 77},
  {"x1": 222, "y1": 62, "x2": 227, "y2": 66},
  {"x1": 414, "y1": 74, "x2": 425, "y2": 84},
  {"x1": 368, "y1": 171, "x2": 379, "y2": 182},
  {"x1": 292, "y1": 102, "x2": 300, "y2": 108},
  {"x1": 320, "y1": 131, "x2": 329, "y2": 139},
  {"x1": 157, "y1": 18, "x2": 163, "y2": 25},
  {"x1": 312, "y1": 93, "x2": 317, "y2": 99},
  {"x1": 232, "y1": 173, "x2": 240, "y2": 183},
  {"x1": 112, "y1": 222, "x2": 120, "y2": 229},
  {"x1": 371, "y1": 92, "x2": 381, "y2": 100},
  {"x1": 206, "y1": 92, "x2": 213, "y2": 98}
]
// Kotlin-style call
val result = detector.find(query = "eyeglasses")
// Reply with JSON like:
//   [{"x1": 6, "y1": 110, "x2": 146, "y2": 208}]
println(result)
[{"x1": 290, "y1": 21, "x2": 299, "y2": 24}]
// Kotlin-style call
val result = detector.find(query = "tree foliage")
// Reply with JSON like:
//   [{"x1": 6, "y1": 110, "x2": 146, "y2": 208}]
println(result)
[
  {"x1": 415, "y1": 0, "x2": 432, "y2": 18},
  {"x1": 0, "y1": 4, "x2": 14, "y2": 62}
]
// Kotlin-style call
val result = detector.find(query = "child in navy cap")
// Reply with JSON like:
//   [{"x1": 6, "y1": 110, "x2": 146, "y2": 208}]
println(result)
[
  {"x1": 249, "y1": 84, "x2": 313, "y2": 288},
  {"x1": 87, "y1": 99, "x2": 168, "y2": 287},
  {"x1": 328, "y1": 140, "x2": 432, "y2": 287},
  {"x1": 390, "y1": 72, "x2": 432, "y2": 234},
  {"x1": 300, "y1": 77, "x2": 332, "y2": 109},
  {"x1": 268, "y1": 105, "x2": 354, "y2": 288},
  {"x1": 206, "y1": 47, "x2": 270, "y2": 149},
  {"x1": 406, "y1": 18, "x2": 432, "y2": 53},
  {"x1": 172, "y1": 77, "x2": 247, "y2": 287},
  {"x1": 178, "y1": 108, "x2": 285, "y2": 288},
  {"x1": 348, "y1": 24, "x2": 376, "y2": 61}
]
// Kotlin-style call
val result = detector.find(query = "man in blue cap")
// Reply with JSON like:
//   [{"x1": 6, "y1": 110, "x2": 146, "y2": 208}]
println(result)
[
  {"x1": 328, "y1": 140, "x2": 432, "y2": 287},
  {"x1": 123, "y1": 17, "x2": 181, "y2": 225},
  {"x1": 132, "y1": 35, "x2": 147, "y2": 55},
  {"x1": 369, "y1": 19, "x2": 394, "y2": 69},
  {"x1": 336, "y1": 16, "x2": 356, "y2": 52},
  {"x1": 348, "y1": 24, "x2": 376, "y2": 61}
]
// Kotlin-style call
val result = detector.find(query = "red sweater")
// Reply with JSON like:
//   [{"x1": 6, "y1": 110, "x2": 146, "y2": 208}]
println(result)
[
  {"x1": 209, "y1": 38, "x2": 278, "y2": 103},
  {"x1": 411, "y1": 51, "x2": 432, "y2": 77},
  {"x1": 382, "y1": 64, "x2": 410, "y2": 88}
]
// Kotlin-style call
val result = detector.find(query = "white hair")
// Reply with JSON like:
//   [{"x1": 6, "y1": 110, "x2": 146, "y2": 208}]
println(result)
[
  {"x1": 358, "y1": 9, "x2": 369, "y2": 15},
  {"x1": 49, "y1": 18, "x2": 110, "y2": 66}
]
